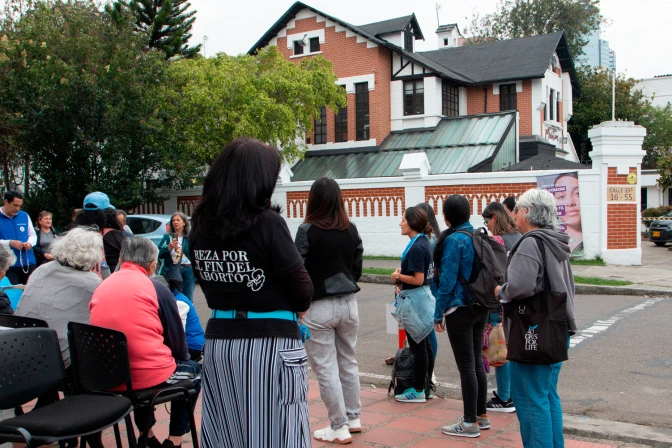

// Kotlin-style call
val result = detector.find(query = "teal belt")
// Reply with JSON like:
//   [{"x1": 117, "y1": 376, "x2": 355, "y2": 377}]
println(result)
[{"x1": 211, "y1": 309, "x2": 297, "y2": 322}]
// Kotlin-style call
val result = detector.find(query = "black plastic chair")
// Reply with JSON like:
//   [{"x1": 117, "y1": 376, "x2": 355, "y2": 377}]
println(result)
[
  {"x1": 67, "y1": 322, "x2": 199, "y2": 448},
  {"x1": 0, "y1": 328, "x2": 135, "y2": 448},
  {"x1": 0, "y1": 314, "x2": 48, "y2": 328}
]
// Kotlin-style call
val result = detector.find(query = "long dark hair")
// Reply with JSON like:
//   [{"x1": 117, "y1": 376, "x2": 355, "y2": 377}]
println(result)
[
  {"x1": 482, "y1": 201, "x2": 517, "y2": 235},
  {"x1": 416, "y1": 202, "x2": 440, "y2": 238},
  {"x1": 192, "y1": 137, "x2": 282, "y2": 239},
  {"x1": 304, "y1": 177, "x2": 350, "y2": 231},
  {"x1": 433, "y1": 194, "x2": 471, "y2": 269},
  {"x1": 404, "y1": 206, "x2": 433, "y2": 239}
]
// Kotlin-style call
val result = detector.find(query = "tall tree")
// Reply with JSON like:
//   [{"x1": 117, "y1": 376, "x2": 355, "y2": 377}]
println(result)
[
  {"x1": 568, "y1": 67, "x2": 672, "y2": 168},
  {"x1": 163, "y1": 46, "x2": 347, "y2": 164},
  {"x1": 0, "y1": 0, "x2": 182, "y2": 223},
  {"x1": 108, "y1": 0, "x2": 200, "y2": 59},
  {"x1": 468, "y1": 0, "x2": 603, "y2": 58}
]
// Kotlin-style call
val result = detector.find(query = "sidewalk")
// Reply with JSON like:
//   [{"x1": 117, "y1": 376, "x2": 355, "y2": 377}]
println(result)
[{"x1": 97, "y1": 379, "x2": 647, "y2": 447}]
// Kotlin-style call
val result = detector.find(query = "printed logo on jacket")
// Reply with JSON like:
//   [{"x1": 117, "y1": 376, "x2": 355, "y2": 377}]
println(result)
[{"x1": 193, "y1": 250, "x2": 265, "y2": 291}]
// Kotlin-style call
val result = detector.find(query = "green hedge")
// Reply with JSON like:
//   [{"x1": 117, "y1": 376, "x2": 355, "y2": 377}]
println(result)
[{"x1": 642, "y1": 206, "x2": 672, "y2": 218}]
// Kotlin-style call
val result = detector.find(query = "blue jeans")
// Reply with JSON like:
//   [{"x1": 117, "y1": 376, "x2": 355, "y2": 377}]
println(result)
[
  {"x1": 427, "y1": 329, "x2": 438, "y2": 361},
  {"x1": 510, "y1": 361, "x2": 564, "y2": 448},
  {"x1": 181, "y1": 265, "x2": 195, "y2": 301},
  {"x1": 495, "y1": 362, "x2": 511, "y2": 401}
]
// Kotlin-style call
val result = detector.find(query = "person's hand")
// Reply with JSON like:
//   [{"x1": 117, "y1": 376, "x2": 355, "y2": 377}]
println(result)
[
  {"x1": 9, "y1": 240, "x2": 23, "y2": 250},
  {"x1": 390, "y1": 272, "x2": 399, "y2": 284},
  {"x1": 44, "y1": 253, "x2": 54, "y2": 261},
  {"x1": 434, "y1": 321, "x2": 445, "y2": 332},
  {"x1": 494, "y1": 285, "x2": 502, "y2": 300},
  {"x1": 394, "y1": 267, "x2": 401, "y2": 274},
  {"x1": 167, "y1": 239, "x2": 178, "y2": 250},
  {"x1": 23, "y1": 242, "x2": 32, "y2": 250}
]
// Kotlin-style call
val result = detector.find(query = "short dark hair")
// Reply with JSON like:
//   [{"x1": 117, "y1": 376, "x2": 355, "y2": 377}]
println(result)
[
  {"x1": 503, "y1": 196, "x2": 516, "y2": 212},
  {"x1": 305, "y1": 177, "x2": 350, "y2": 231},
  {"x1": 4, "y1": 190, "x2": 23, "y2": 203},
  {"x1": 115, "y1": 210, "x2": 127, "y2": 218},
  {"x1": 192, "y1": 137, "x2": 282, "y2": 240},
  {"x1": 442, "y1": 194, "x2": 470, "y2": 227},
  {"x1": 404, "y1": 206, "x2": 433, "y2": 239}
]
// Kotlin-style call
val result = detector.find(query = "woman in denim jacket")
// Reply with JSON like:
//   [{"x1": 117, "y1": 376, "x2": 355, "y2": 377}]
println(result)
[
  {"x1": 432, "y1": 195, "x2": 489, "y2": 439},
  {"x1": 390, "y1": 206, "x2": 435, "y2": 404}
]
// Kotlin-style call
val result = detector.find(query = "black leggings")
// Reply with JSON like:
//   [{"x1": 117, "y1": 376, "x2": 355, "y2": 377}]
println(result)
[
  {"x1": 407, "y1": 333, "x2": 435, "y2": 394},
  {"x1": 444, "y1": 306, "x2": 488, "y2": 423}
]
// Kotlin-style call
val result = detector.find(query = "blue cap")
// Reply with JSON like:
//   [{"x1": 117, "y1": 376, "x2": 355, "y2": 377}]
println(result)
[{"x1": 83, "y1": 192, "x2": 114, "y2": 211}]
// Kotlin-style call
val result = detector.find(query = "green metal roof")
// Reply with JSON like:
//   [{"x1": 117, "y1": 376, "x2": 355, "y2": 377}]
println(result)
[{"x1": 291, "y1": 112, "x2": 516, "y2": 181}]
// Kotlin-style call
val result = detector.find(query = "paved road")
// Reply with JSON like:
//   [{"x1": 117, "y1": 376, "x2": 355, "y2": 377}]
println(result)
[{"x1": 191, "y1": 283, "x2": 672, "y2": 429}]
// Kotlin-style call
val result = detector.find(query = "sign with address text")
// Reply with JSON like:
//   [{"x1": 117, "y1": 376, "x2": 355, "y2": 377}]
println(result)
[{"x1": 607, "y1": 185, "x2": 636, "y2": 203}]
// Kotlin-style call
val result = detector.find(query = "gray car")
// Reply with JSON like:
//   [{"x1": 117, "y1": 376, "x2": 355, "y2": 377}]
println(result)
[
  {"x1": 126, "y1": 214, "x2": 173, "y2": 246},
  {"x1": 649, "y1": 211, "x2": 672, "y2": 246}
]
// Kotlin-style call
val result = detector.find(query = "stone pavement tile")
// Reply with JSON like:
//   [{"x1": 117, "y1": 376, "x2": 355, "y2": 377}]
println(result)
[
  {"x1": 488, "y1": 431, "x2": 524, "y2": 448},
  {"x1": 309, "y1": 402, "x2": 329, "y2": 419},
  {"x1": 485, "y1": 413, "x2": 518, "y2": 429},
  {"x1": 410, "y1": 406, "x2": 463, "y2": 421},
  {"x1": 360, "y1": 410, "x2": 395, "y2": 426},
  {"x1": 308, "y1": 387, "x2": 322, "y2": 401},
  {"x1": 434, "y1": 397, "x2": 466, "y2": 411},
  {"x1": 385, "y1": 416, "x2": 443, "y2": 433},
  {"x1": 565, "y1": 442, "x2": 618, "y2": 448},
  {"x1": 355, "y1": 427, "x2": 421, "y2": 446},
  {"x1": 366, "y1": 400, "x2": 426, "y2": 415},
  {"x1": 409, "y1": 437, "x2": 478, "y2": 448}
]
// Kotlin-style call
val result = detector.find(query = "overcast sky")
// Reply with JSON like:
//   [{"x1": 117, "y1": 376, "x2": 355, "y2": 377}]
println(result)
[{"x1": 188, "y1": 0, "x2": 670, "y2": 80}]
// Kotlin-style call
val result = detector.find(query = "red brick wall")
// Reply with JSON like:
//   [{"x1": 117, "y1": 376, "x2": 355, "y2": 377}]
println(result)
[
  {"x1": 607, "y1": 167, "x2": 638, "y2": 249},
  {"x1": 276, "y1": 16, "x2": 391, "y2": 145},
  {"x1": 286, "y1": 187, "x2": 405, "y2": 218},
  {"x1": 425, "y1": 182, "x2": 536, "y2": 216},
  {"x1": 466, "y1": 80, "x2": 532, "y2": 135}
]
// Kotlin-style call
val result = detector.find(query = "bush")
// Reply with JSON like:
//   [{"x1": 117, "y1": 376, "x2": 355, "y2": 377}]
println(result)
[{"x1": 642, "y1": 206, "x2": 672, "y2": 218}]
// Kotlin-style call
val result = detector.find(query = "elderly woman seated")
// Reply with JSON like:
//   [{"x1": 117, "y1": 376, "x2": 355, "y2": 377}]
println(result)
[
  {"x1": 16, "y1": 227, "x2": 104, "y2": 367},
  {"x1": 0, "y1": 245, "x2": 17, "y2": 315}
]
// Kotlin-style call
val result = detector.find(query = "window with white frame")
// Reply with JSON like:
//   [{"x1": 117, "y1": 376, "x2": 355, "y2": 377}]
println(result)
[
  {"x1": 404, "y1": 80, "x2": 424, "y2": 115},
  {"x1": 293, "y1": 40, "x2": 304, "y2": 56}
]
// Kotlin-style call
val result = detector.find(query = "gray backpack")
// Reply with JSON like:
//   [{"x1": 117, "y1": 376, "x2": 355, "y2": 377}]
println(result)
[{"x1": 456, "y1": 228, "x2": 507, "y2": 310}]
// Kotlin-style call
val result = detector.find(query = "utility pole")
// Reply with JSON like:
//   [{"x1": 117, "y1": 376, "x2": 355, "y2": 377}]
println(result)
[
  {"x1": 436, "y1": 3, "x2": 441, "y2": 28},
  {"x1": 203, "y1": 35, "x2": 208, "y2": 58},
  {"x1": 612, "y1": 69, "x2": 616, "y2": 121}
]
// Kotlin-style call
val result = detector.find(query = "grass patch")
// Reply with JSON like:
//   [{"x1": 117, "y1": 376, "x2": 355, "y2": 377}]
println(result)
[
  {"x1": 363, "y1": 255, "x2": 401, "y2": 261},
  {"x1": 573, "y1": 276, "x2": 633, "y2": 286},
  {"x1": 570, "y1": 257, "x2": 606, "y2": 266},
  {"x1": 362, "y1": 267, "x2": 396, "y2": 276}
]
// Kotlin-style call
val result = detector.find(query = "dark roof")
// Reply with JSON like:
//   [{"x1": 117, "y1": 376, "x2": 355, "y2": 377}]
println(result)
[
  {"x1": 502, "y1": 154, "x2": 590, "y2": 172},
  {"x1": 249, "y1": 2, "x2": 423, "y2": 54},
  {"x1": 290, "y1": 112, "x2": 516, "y2": 180},
  {"x1": 436, "y1": 24, "x2": 460, "y2": 35},
  {"x1": 418, "y1": 32, "x2": 580, "y2": 95},
  {"x1": 359, "y1": 14, "x2": 424, "y2": 40}
]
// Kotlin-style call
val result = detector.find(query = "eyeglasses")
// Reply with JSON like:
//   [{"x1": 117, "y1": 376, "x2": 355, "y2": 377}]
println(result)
[{"x1": 483, "y1": 216, "x2": 491, "y2": 225}]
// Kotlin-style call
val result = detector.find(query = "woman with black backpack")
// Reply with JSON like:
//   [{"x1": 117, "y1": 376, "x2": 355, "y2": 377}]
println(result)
[{"x1": 431, "y1": 194, "x2": 489, "y2": 439}]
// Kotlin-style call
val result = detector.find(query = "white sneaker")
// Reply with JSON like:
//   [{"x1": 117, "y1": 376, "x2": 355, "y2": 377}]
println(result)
[
  {"x1": 348, "y1": 418, "x2": 362, "y2": 433},
  {"x1": 313, "y1": 425, "x2": 353, "y2": 444}
]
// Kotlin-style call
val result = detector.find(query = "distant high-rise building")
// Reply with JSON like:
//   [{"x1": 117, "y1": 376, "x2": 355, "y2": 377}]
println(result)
[{"x1": 580, "y1": 30, "x2": 615, "y2": 71}]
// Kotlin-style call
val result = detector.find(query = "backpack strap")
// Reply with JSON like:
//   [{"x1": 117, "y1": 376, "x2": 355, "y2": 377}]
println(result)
[
  {"x1": 454, "y1": 229, "x2": 474, "y2": 306},
  {"x1": 530, "y1": 235, "x2": 552, "y2": 294}
]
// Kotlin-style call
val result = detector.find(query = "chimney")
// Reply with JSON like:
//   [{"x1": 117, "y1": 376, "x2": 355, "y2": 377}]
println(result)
[{"x1": 436, "y1": 24, "x2": 462, "y2": 48}]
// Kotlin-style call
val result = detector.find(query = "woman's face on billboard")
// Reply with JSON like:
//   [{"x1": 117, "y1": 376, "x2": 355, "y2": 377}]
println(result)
[{"x1": 554, "y1": 175, "x2": 580, "y2": 226}]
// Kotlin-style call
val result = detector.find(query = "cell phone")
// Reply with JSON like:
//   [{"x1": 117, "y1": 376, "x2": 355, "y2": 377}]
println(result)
[{"x1": 170, "y1": 233, "x2": 178, "y2": 241}]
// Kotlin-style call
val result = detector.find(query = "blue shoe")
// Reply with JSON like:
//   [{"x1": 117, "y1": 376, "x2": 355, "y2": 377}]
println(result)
[{"x1": 395, "y1": 387, "x2": 426, "y2": 403}]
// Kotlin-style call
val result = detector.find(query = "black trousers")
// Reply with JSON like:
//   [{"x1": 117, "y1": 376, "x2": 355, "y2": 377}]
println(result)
[
  {"x1": 407, "y1": 333, "x2": 434, "y2": 394},
  {"x1": 7, "y1": 264, "x2": 36, "y2": 285},
  {"x1": 444, "y1": 306, "x2": 488, "y2": 423}
]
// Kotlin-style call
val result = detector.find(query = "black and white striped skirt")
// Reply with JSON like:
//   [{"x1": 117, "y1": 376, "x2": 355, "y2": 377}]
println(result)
[{"x1": 201, "y1": 337, "x2": 311, "y2": 448}]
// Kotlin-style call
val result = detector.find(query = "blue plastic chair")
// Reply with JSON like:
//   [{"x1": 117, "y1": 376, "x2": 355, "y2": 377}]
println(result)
[{"x1": 0, "y1": 277, "x2": 23, "y2": 310}]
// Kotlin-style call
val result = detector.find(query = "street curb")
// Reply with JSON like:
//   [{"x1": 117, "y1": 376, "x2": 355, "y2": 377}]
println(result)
[
  {"x1": 563, "y1": 415, "x2": 672, "y2": 447},
  {"x1": 360, "y1": 273, "x2": 672, "y2": 297}
]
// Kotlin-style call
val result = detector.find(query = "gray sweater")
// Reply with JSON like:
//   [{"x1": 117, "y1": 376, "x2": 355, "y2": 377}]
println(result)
[
  {"x1": 16, "y1": 261, "x2": 101, "y2": 367},
  {"x1": 499, "y1": 229, "x2": 577, "y2": 333}
]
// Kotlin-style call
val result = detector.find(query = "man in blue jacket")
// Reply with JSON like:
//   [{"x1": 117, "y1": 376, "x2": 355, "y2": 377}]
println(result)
[{"x1": 0, "y1": 191, "x2": 37, "y2": 285}]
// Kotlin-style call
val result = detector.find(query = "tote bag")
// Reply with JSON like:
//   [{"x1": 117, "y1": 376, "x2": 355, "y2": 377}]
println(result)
[{"x1": 505, "y1": 236, "x2": 569, "y2": 365}]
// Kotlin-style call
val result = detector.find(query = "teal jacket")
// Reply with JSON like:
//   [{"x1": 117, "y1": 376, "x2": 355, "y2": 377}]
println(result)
[{"x1": 157, "y1": 233, "x2": 190, "y2": 274}]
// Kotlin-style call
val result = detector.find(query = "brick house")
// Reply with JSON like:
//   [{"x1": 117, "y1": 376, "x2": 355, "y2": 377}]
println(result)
[{"x1": 249, "y1": 1, "x2": 586, "y2": 179}]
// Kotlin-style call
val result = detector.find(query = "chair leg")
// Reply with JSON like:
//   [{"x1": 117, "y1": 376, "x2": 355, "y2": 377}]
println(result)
[
  {"x1": 188, "y1": 397, "x2": 199, "y2": 448},
  {"x1": 113, "y1": 423, "x2": 123, "y2": 448},
  {"x1": 125, "y1": 414, "x2": 138, "y2": 448}
]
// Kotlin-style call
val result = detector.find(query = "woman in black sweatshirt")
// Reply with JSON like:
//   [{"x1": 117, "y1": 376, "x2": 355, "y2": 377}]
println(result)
[{"x1": 295, "y1": 177, "x2": 364, "y2": 445}]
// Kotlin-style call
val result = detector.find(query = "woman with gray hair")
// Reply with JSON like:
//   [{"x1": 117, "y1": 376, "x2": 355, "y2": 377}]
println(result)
[
  {"x1": 16, "y1": 227, "x2": 104, "y2": 367},
  {"x1": 158, "y1": 212, "x2": 195, "y2": 301},
  {"x1": 0, "y1": 245, "x2": 17, "y2": 314},
  {"x1": 494, "y1": 188, "x2": 576, "y2": 448}
]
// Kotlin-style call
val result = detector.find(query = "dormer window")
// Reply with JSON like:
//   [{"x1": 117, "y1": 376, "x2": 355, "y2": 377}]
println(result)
[
  {"x1": 443, "y1": 38, "x2": 448, "y2": 46},
  {"x1": 309, "y1": 37, "x2": 320, "y2": 53},
  {"x1": 293, "y1": 40, "x2": 304, "y2": 56}
]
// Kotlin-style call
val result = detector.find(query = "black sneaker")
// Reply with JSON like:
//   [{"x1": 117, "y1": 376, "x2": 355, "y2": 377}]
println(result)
[
  {"x1": 486, "y1": 391, "x2": 516, "y2": 413},
  {"x1": 138, "y1": 435, "x2": 162, "y2": 448},
  {"x1": 161, "y1": 440, "x2": 181, "y2": 448}
]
